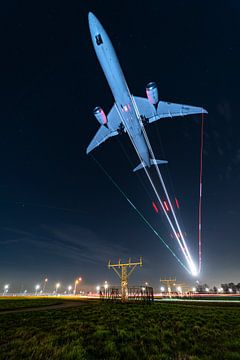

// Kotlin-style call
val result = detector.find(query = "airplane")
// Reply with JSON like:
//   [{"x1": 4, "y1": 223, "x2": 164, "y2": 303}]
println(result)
[{"x1": 86, "y1": 12, "x2": 207, "y2": 172}]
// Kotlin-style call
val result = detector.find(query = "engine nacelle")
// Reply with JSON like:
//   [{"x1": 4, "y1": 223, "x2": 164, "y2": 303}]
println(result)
[
  {"x1": 93, "y1": 106, "x2": 108, "y2": 126},
  {"x1": 146, "y1": 82, "x2": 159, "y2": 105}
]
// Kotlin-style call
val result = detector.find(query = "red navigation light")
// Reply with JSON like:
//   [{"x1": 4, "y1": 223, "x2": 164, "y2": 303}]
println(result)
[
  {"x1": 152, "y1": 201, "x2": 159, "y2": 213},
  {"x1": 175, "y1": 198, "x2": 180, "y2": 209}
]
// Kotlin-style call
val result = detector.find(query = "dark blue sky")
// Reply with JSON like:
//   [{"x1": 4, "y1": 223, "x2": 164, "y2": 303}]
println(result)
[{"x1": 0, "y1": 0, "x2": 239, "y2": 291}]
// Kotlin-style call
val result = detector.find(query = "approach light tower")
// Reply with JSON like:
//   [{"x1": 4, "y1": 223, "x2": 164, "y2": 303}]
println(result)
[
  {"x1": 160, "y1": 277, "x2": 177, "y2": 297},
  {"x1": 108, "y1": 257, "x2": 143, "y2": 302}
]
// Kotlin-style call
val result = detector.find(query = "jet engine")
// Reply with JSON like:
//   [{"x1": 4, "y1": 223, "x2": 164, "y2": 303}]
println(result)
[
  {"x1": 93, "y1": 106, "x2": 108, "y2": 126},
  {"x1": 146, "y1": 82, "x2": 159, "y2": 105}
]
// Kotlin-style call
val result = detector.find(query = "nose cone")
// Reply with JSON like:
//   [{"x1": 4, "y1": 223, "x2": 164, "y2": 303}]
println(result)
[
  {"x1": 88, "y1": 12, "x2": 96, "y2": 24},
  {"x1": 88, "y1": 12, "x2": 100, "y2": 34}
]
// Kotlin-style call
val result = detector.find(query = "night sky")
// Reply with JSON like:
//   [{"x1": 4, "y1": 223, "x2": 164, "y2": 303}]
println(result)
[{"x1": 1, "y1": 0, "x2": 239, "y2": 291}]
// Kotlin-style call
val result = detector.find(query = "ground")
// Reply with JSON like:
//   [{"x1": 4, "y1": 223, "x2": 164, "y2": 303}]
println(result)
[{"x1": 0, "y1": 298, "x2": 240, "y2": 359}]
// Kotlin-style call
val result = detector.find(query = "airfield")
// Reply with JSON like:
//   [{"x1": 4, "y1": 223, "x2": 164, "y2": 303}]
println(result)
[{"x1": 1, "y1": 295, "x2": 240, "y2": 359}]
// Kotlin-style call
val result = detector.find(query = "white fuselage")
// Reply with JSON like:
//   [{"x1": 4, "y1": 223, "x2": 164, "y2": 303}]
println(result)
[{"x1": 88, "y1": 12, "x2": 151, "y2": 167}]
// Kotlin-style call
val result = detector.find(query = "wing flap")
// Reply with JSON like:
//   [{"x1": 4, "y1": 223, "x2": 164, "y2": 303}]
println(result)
[{"x1": 133, "y1": 96, "x2": 207, "y2": 124}]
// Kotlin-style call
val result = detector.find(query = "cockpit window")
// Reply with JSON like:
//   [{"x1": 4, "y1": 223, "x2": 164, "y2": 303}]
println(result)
[{"x1": 95, "y1": 34, "x2": 103, "y2": 45}]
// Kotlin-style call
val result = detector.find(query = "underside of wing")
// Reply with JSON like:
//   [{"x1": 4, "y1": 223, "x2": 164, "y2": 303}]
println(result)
[
  {"x1": 133, "y1": 96, "x2": 207, "y2": 124},
  {"x1": 86, "y1": 104, "x2": 122, "y2": 154}
]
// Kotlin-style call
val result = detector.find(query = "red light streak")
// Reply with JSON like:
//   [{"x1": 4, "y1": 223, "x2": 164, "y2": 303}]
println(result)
[
  {"x1": 163, "y1": 201, "x2": 170, "y2": 212},
  {"x1": 152, "y1": 201, "x2": 159, "y2": 213},
  {"x1": 175, "y1": 198, "x2": 180, "y2": 209}
]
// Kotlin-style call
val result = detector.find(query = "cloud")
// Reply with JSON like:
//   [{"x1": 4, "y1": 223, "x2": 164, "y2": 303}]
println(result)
[{"x1": 0, "y1": 225, "x2": 128, "y2": 264}]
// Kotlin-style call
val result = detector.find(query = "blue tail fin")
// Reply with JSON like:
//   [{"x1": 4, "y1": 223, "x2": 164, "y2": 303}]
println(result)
[{"x1": 133, "y1": 159, "x2": 168, "y2": 172}]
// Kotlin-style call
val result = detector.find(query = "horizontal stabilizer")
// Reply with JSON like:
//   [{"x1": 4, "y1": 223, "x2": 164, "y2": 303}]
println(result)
[
  {"x1": 133, "y1": 159, "x2": 168, "y2": 172},
  {"x1": 150, "y1": 159, "x2": 168, "y2": 166}
]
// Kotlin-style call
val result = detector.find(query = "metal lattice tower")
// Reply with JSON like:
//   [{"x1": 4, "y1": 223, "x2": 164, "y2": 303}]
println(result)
[
  {"x1": 108, "y1": 257, "x2": 143, "y2": 302},
  {"x1": 160, "y1": 278, "x2": 177, "y2": 296}
]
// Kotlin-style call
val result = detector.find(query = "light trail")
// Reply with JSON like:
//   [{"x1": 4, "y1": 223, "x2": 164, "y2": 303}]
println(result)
[
  {"x1": 198, "y1": 112, "x2": 204, "y2": 273},
  {"x1": 115, "y1": 103, "x2": 193, "y2": 272},
  {"x1": 131, "y1": 96, "x2": 198, "y2": 275},
  {"x1": 91, "y1": 154, "x2": 190, "y2": 273}
]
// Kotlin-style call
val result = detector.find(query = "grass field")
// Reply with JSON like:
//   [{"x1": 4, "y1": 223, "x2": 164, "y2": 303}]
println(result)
[
  {"x1": 0, "y1": 297, "x2": 63, "y2": 311},
  {"x1": 0, "y1": 299, "x2": 240, "y2": 359}
]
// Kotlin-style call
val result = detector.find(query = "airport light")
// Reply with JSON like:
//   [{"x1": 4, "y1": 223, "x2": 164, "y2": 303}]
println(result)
[
  {"x1": 55, "y1": 283, "x2": 60, "y2": 294},
  {"x1": 74, "y1": 277, "x2": 82, "y2": 295},
  {"x1": 104, "y1": 281, "x2": 108, "y2": 290},
  {"x1": 35, "y1": 284, "x2": 40, "y2": 295},
  {"x1": 42, "y1": 278, "x2": 48, "y2": 293},
  {"x1": 3, "y1": 284, "x2": 9, "y2": 295}
]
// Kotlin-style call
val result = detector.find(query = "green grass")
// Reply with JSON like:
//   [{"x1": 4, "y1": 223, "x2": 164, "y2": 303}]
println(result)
[
  {"x1": 0, "y1": 297, "x2": 63, "y2": 311},
  {"x1": 0, "y1": 300, "x2": 240, "y2": 359}
]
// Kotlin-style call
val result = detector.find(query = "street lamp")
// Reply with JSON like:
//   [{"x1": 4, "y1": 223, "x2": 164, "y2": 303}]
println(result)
[
  {"x1": 160, "y1": 286, "x2": 165, "y2": 292},
  {"x1": 74, "y1": 277, "x2": 82, "y2": 295},
  {"x1": 35, "y1": 284, "x2": 40, "y2": 295},
  {"x1": 68, "y1": 285, "x2": 72, "y2": 293},
  {"x1": 3, "y1": 284, "x2": 9, "y2": 295},
  {"x1": 43, "y1": 278, "x2": 48, "y2": 293},
  {"x1": 55, "y1": 283, "x2": 60, "y2": 294},
  {"x1": 96, "y1": 285, "x2": 100, "y2": 293}
]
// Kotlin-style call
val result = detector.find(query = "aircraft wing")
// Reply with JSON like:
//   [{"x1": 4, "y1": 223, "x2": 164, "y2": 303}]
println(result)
[
  {"x1": 86, "y1": 105, "x2": 122, "y2": 154},
  {"x1": 133, "y1": 96, "x2": 207, "y2": 124}
]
